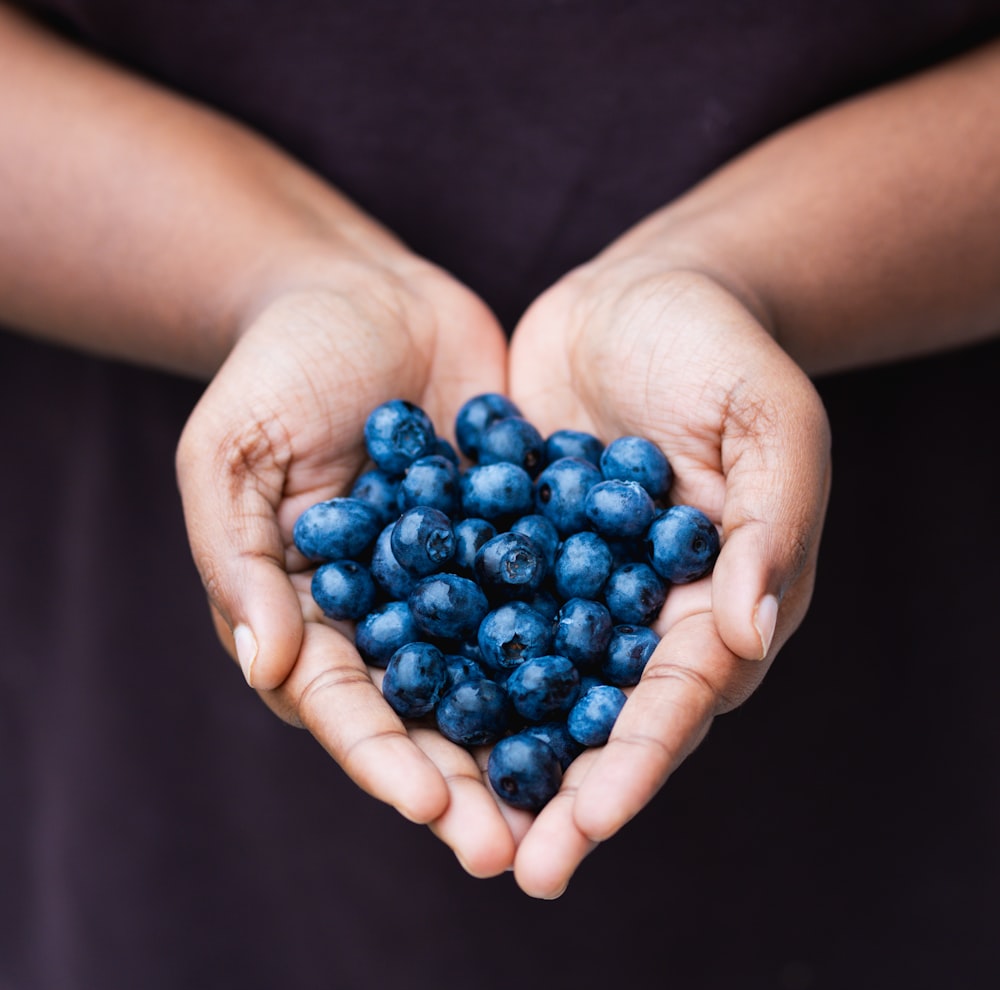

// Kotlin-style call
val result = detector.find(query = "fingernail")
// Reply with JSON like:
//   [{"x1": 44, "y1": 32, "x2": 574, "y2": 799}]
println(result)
[
  {"x1": 233, "y1": 624, "x2": 258, "y2": 686},
  {"x1": 752, "y1": 594, "x2": 779, "y2": 661},
  {"x1": 542, "y1": 882, "x2": 569, "y2": 901}
]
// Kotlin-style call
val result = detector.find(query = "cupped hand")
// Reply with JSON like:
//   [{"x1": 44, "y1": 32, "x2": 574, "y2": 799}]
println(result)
[
  {"x1": 506, "y1": 260, "x2": 832, "y2": 897},
  {"x1": 176, "y1": 257, "x2": 522, "y2": 876}
]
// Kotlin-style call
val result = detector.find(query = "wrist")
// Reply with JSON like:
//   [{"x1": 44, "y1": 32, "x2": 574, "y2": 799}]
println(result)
[{"x1": 570, "y1": 206, "x2": 780, "y2": 345}]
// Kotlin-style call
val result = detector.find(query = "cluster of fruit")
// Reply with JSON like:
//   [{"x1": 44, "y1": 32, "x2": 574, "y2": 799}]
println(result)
[{"x1": 293, "y1": 395, "x2": 720, "y2": 811}]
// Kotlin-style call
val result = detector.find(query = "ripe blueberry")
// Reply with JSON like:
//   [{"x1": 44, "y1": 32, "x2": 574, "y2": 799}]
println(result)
[
  {"x1": 370, "y1": 523, "x2": 419, "y2": 599},
  {"x1": 602, "y1": 624, "x2": 660, "y2": 686},
  {"x1": 408, "y1": 573, "x2": 490, "y2": 641},
  {"x1": 600, "y1": 435, "x2": 673, "y2": 501},
  {"x1": 553, "y1": 597, "x2": 613, "y2": 669},
  {"x1": 350, "y1": 469, "x2": 403, "y2": 528},
  {"x1": 534, "y1": 456, "x2": 603, "y2": 536},
  {"x1": 478, "y1": 416, "x2": 546, "y2": 477},
  {"x1": 451, "y1": 517, "x2": 498, "y2": 574},
  {"x1": 460, "y1": 462, "x2": 535, "y2": 523},
  {"x1": 567, "y1": 684, "x2": 627, "y2": 746},
  {"x1": 521, "y1": 722, "x2": 584, "y2": 771},
  {"x1": 390, "y1": 505, "x2": 455, "y2": 576},
  {"x1": 364, "y1": 399, "x2": 437, "y2": 474},
  {"x1": 473, "y1": 531, "x2": 547, "y2": 602},
  {"x1": 436, "y1": 678, "x2": 511, "y2": 746},
  {"x1": 397, "y1": 454, "x2": 461, "y2": 516},
  {"x1": 646, "y1": 504, "x2": 720, "y2": 583},
  {"x1": 544, "y1": 429, "x2": 604, "y2": 467},
  {"x1": 487, "y1": 733, "x2": 563, "y2": 812},
  {"x1": 477, "y1": 600, "x2": 555, "y2": 672},
  {"x1": 505, "y1": 654, "x2": 581, "y2": 722},
  {"x1": 382, "y1": 642, "x2": 449, "y2": 719},
  {"x1": 355, "y1": 600, "x2": 420, "y2": 668},
  {"x1": 584, "y1": 479, "x2": 656, "y2": 539},
  {"x1": 553, "y1": 530, "x2": 613, "y2": 601},
  {"x1": 293, "y1": 496, "x2": 382, "y2": 562},
  {"x1": 454, "y1": 393, "x2": 522, "y2": 461},
  {"x1": 604, "y1": 561, "x2": 668, "y2": 625},
  {"x1": 510, "y1": 514, "x2": 561, "y2": 572},
  {"x1": 310, "y1": 560, "x2": 377, "y2": 621}
]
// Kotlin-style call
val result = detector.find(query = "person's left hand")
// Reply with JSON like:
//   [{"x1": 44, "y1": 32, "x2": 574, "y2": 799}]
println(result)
[{"x1": 504, "y1": 253, "x2": 832, "y2": 897}]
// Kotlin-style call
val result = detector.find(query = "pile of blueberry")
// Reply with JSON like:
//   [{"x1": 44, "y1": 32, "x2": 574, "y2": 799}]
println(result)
[{"x1": 293, "y1": 395, "x2": 720, "y2": 812}]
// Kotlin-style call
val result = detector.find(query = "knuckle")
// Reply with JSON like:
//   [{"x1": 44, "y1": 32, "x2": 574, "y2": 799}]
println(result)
[
  {"x1": 642, "y1": 658, "x2": 736, "y2": 715},
  {"x1": 295, "y1": 665, "x2": 375, "y2": 731}
]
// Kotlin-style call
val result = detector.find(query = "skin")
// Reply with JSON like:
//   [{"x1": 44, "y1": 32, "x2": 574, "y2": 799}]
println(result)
[{"x1": 1, "y1": 3, "x2": 998, "y2": 898}]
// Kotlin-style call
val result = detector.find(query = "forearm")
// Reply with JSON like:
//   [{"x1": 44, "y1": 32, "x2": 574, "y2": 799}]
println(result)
[
  {"x1": 0, "y1": 3, "x2": 413, "y2": 378},
  {"x1": 600, "y1": 35, "x2": 1000, "y2": 376}
]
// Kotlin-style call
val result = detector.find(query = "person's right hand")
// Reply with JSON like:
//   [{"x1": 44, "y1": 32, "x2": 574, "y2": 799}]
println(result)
[{"x1": 175, "y1": 255, "x2": 521, "y2": 877}]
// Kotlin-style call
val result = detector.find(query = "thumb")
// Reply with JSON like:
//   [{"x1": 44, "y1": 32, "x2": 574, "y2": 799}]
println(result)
[
  {"x1": 711, "y1": 368, "x2": 832, "y2": 663},
  {"x1": 176, "y1": 401, "x2": 304, "y2": 690}
]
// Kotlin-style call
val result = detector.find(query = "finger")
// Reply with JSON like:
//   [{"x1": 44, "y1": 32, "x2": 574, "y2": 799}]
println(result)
[
  {"x1": 571, "y1": 612, "x2": 736, "y2": 842},
  {"x1": 712, "y1": 359, "x2": 831, "y2": 661},
  {"x1": 410, "y1": 730, "x2": 517, "y2": 878},
  {"x1": 418, "y1": 283, "x2": 511, "y2": 438},
  {"x1": 264, "y1": 621, "x2": 451, "y2": 824},
  {"x1": 177, "y1": 394, "x2": 305, "y2": 690},
  {"x1": 511, "y1": 750, "x2": 600, "y2": 899}
]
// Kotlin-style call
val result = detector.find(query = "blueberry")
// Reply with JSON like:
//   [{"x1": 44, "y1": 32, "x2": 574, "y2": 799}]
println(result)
[
  {"x1": 454, "y1": 393, "x2": 522, "y2": 462},
  {"x1": 397, "y1": 454, "x2": 461, "y2": 516},
  {"x1": 390, "y1": 505, "x2": 455, "y2": 576},
  {"x1": 443, "y1": 653, "x2": 487, "y2": 689},
  {"x1": 382, "y1": 641, "x2": 449, "y2": 719},
  {"x1": 355, "y1": 600, "x2": 419, "y2": 667},
  {"x1": 646, "y1": 504, "x2": 720, "y2": 583},
  {"x1": 478, "y1": 416, "x2": 546, "y2": 477},
  {"x1": 433, "y1": 436, "x2": 460, "y2": 465},
  {"x1": 453, "y1": 639, "x2": 488, "y2": 667},
  {"x1": 293, "y1": 497, "x2": 383, "y2": 562},
  {"x1": 451, "y1": 517, "x2": 498, "y2": 574},
  {"x1": 533, "y1": 456, "x2": 603, "y2": 536},
  {"x1": 487, "y1": 732, "x2": 563, "y2": 811},
  {"x1": 553, "y1": 531, "x2": 613, "y2": 601},
  {"x1": 349, "y1": 469, "x2": 403, "y2": 528},
  {"x1": 604, "y1": 561, "x2": 668, "y2": 625},
  {"x1": 473, "y1": 531, "x2": 547, "y2": 602},
  {"x1": 436, "y1": 678, "x2": 511, "y2": 746},
  {"x1": 364, "y1": 399, "x2": 437, "y2": 474},
  {"x1": 524, "y1": 586, "x2": 561, "y2": 622},
  {"x1": 553, "y1": 597, "x2": 613, "y2": 669},
  {"x1": 601, "y1": 624, "x2": 660, "y2": 687},
  {"x1": 370, "y1": 523, "x2": 419, "y2": 600},
  {"x1": 477, "y1": 600, "x2": 555, "y2": 673},
  {"x1": 311, "y1": 560, "x2": 377, "y2": 621},
  {"x1": 510, "y1": 514, "x2": 561, "y2": 572},
  {"x1": 584, "y1": 479, "x2": 656, "y2": 539},
  {"x1": 567, "y1": 684, "x2": 627, "y2": 747},
  {"x1": 505, "y1": 654, "x2": 581, "y2": 722},
  {"x1": 605, "y1": 535, "x2": 648, "y2": 569},
  {"x1": 407, "y1": 572, "x2": 490, "y2": 641},
  {"x1": 545, "y1": 429, "x2": 604, "y2": 468},
  {"x1": 460, "y1": 462, "x2": 534, "y2": 523},
  {"x1": 600, "y1": 435, "x2": 673, "y2": 501},
  {"x1": 521, "y1": 722, "x2": 584, "y2": 770}
]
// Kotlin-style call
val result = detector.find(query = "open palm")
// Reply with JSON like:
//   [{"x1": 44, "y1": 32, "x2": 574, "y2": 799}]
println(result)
[{"x1": 505, "y1": 265, "x2": 831, "y2": 896}]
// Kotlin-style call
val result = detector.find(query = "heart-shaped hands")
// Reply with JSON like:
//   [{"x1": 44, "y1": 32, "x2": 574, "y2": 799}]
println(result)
[{"x1": 177, "y1": 246, "x2": 831, "y2": 899}]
